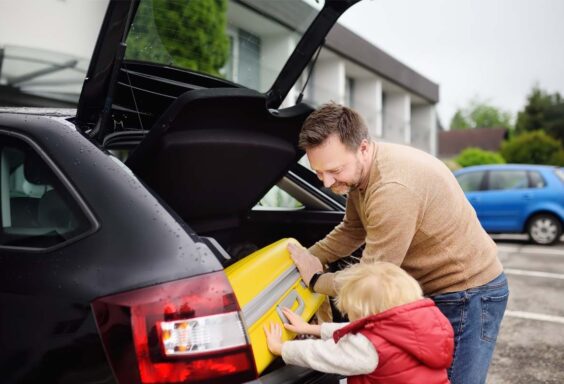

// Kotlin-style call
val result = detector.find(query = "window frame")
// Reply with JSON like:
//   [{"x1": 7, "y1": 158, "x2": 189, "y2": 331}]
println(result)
[{"x1": 0, "y1": 129, "x2": 99, "y2": 253}]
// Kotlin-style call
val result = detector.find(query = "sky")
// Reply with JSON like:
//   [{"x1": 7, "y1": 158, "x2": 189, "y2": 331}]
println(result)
[{"x1": 339, "y1": 0, "x2": 564, "y2": 128}]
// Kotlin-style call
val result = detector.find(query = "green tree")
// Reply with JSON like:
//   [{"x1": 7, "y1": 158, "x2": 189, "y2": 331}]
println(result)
[
  {"x1": 500, "y1": 130, "x2": 564, "y2": 166},
  {"x1": 450, "y1": 111, "x2": 470, "y2": 130},
  {"x1": 126, "y1": 0, "x2": 229, "y2": 77},
  {"x1": 450, "y1": 100, "x2": 513, "y2": 130},
  {"x1": 455, "y1": 147, "x2": 506, "y2": 168},
  {"x1": 515, "y1": 86, "x2": 564, "y2": 144}
]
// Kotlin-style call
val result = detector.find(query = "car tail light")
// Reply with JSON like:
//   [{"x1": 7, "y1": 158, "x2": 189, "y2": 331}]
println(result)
[{"x1": 91, "y1": 271, "x2": 257, "y2": 384}]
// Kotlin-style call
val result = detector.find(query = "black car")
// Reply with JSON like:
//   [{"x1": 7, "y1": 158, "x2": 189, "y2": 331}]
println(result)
[{"x1": 0, "y1": 1, "x2": 357, "y2": 383}]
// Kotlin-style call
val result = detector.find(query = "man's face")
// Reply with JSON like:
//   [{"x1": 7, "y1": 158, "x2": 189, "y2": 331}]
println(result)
[{"x1": 306, "y1": 134, "x2": 366, "y2": 195}]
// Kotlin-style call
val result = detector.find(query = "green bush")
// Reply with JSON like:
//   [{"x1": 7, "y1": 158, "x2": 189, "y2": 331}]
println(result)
[
  {"x1": 500, "y1": 130, "x2": 564, "y2": 166},
  {"x1": 549, "y1": 149, "x2": 564, "y2": 166},
  {"x1": 455, "y1": 147, "x2": 506, "y2": 168}
]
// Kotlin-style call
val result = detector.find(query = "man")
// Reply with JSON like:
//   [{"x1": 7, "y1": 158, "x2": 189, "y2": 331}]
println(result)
[{"x1": 288, "y1": 102, "x2": 508, "y2": 384}]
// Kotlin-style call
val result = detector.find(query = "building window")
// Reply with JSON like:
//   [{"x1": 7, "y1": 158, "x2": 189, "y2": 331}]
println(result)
[
  {"x1": 224, "y1": 27, "x2": 261, "y2": 90},
  {"x1": 381, "y1": 92, "x2": 387, "y2": 137},
  {"x1": 345, "y1": 76, "x2": 355, "y2": 107}
]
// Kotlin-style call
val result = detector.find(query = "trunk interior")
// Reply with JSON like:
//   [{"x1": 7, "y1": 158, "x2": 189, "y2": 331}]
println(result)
[{"x1": 119, "y1": 85, "x2": 344, "y2": 264}]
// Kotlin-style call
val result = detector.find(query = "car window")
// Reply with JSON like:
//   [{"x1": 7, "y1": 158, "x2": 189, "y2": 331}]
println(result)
[
  {"x1": 0, "y1": 136, "x2": 92, "y2": 249},
  {"x1": 488, "y1": 170, "x2": 529, "y2": 191},
  {"x1": 555, "y1": 168, "x2": 564, "y2": 184},
  {"x1": 455, "y1": 171, "x2": 485, "y2": 193},
  {"x1": 256, "y1": 186, "x2": 304, "y2": 210},
  {"x1": 528, "y1": 171, "x2": 546, "y2": 188},
  {"x1": 124, "y1": 0, "x2": 324, "y2": 93}
]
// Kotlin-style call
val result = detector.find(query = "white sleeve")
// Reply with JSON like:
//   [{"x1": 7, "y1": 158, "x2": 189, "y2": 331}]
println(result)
[
  {"x1": 320, "y1": 322, "x2": 349, "y2": 340},
  {"x1": 281, "y1": 333, "x2": 378, "y2": 376}
]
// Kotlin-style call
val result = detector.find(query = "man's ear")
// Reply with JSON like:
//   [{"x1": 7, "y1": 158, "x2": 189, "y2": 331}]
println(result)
[{"x1": 359, "y1": 139, "x2": 370, "y2": 155}]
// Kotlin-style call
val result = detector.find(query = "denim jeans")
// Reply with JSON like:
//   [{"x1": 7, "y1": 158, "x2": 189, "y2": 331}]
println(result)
[{"x1": 431, "y1": 273, "x2": 509, "y2": 384}]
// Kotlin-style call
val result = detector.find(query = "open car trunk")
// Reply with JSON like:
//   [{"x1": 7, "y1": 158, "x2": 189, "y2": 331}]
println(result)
[
  {"x1": 123, "y1": 85, "x2": 344, "y2": 253},
  {"x1": 75, "y1": 0, "x2": 361, "y2": 380},
  {"x1": 126, "y1": 88, "x2": 310, "y2": 229},
  {"x1": 74, "y1": 0, "x2": 360, "y2": 254}
]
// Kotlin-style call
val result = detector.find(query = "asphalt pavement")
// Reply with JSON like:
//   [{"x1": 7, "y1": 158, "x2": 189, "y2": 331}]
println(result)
[{"x1": 487, "y1": 238, "x2": 564, "y2": 384}]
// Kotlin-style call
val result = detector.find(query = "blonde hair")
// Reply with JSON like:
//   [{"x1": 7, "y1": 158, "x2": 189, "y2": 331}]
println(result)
[{"x1": 334, "y1": 262, "x2": 423, "y2": 320}]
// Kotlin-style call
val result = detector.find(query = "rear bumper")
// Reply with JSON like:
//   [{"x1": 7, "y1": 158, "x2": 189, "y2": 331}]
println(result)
[{"x1": 245, "y1": 365, "x2": 343, "y2": 384}]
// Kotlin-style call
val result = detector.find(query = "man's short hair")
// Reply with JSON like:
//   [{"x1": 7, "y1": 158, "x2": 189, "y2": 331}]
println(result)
[
  {"x1": 334, "y1": 262, "x2": 423, "y2": 320},
  {"x1": 299, "y1": 102, "x2": 369, "y2": 151}
]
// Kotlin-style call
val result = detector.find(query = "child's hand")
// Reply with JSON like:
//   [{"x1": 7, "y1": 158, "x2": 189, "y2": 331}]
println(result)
[
  {"x1": 282, "y1": 307, "x2": 320, "y2": 336},
  {"x1": 263, "y1": 322, "x2": 283, "y2": 356}
]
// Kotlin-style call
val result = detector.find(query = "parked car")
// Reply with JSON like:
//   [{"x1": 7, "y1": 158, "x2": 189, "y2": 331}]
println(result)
[
  {"x1": 454, "y1": 164, "x2": 564, "y2": 245},
  {"x1": 0, "y1": 0, "x2": 359, "y2": 383}
]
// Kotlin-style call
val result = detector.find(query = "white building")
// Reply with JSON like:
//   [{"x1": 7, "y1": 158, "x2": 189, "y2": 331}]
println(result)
[
  {"x1": 0, "y1": 0, "x2": 438, "y2": 155},
  {"x1": 224, "y1": 0, "x2": 439, "y2": 156}
]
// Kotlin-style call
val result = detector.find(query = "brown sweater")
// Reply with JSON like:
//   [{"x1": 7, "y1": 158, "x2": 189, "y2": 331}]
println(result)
[{"x1": 310, "y1": 142, "x2": 503, "y2": 297}]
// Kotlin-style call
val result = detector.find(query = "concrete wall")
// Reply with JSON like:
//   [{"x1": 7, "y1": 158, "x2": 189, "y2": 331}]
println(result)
[
  {"x1": 411, "y1": 105, "x2": 437, "y2": 155},
  {"x1": 383, "y1": 93, "x2": 411, "y2": 145},
  {"x1": 354, "y1": 79, "x2": 383, "y2": 139}
]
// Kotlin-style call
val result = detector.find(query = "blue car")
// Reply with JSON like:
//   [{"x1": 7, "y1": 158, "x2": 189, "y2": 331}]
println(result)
[{"x1": 454, "y1": 164, "x2": 564, "y2": 245}]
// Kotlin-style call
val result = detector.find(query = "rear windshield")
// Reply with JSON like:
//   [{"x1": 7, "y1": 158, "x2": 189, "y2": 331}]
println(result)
[{"x1": 125, "y1": 0, "x2": 324, "y2": 92}]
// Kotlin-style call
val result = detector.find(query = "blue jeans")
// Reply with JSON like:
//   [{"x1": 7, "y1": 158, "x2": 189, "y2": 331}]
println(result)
[{"x1": 432, "y1": 273, "x2": 509, "y2": 384}]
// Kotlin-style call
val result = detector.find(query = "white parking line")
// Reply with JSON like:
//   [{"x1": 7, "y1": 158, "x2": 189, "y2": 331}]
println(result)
[
  {"x1": 505, "y1": 310, "x2": 564, "y2": 325},
  {"x1": 497, "y1": 246, "x2": 564, "y2": 257},
  {"x1": 504, "y1": 268, "x2": 564, "y2": 280}
]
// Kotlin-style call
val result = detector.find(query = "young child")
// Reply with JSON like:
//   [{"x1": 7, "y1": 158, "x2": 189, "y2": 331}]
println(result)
[{"x1": 264, "y1": 261, "x2": 454, "y2": 384}]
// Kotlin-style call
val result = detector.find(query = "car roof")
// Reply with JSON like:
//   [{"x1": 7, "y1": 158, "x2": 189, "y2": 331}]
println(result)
[{"x1": 454, "y1": 164, "x2": 558, "y2": 174}]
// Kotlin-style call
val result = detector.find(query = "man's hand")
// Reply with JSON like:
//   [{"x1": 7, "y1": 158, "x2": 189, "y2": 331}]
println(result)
[
  {"x1": 287, "y1": 243, "x2": 323, "y2": 286},
  {"x1": 264, "y1": 322, "x2": 283, "y2": 356}
]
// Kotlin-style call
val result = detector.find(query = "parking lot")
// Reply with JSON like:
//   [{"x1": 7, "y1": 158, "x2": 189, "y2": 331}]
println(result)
[{"x1": 487, "y1": 237, "x2": 564, "y2": 384}]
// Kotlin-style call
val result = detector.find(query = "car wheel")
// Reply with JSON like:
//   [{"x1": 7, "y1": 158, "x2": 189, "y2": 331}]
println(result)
[{"x1": 527, "y1": 214, "x2": 563, "y2": 245}]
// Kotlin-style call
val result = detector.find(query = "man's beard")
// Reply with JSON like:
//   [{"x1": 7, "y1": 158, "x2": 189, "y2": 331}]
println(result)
[
  {"x1": 330, "y1": 183, "x2": 353, "y2": 195},
  {"x1": 330, "y1": 159, "x2": 365, "y2": 196}
]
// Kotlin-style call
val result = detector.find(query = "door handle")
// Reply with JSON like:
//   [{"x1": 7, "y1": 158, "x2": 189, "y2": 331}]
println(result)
[
  {"x1": 276, "y1": 290, "x2": 305, "y2": 324},
  {"x1": 523, "y1": 193, "x2": 533, "y2": 199}
]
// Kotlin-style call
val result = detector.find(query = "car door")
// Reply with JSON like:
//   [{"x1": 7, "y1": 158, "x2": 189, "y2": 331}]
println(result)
[
  {"x1": 479, "y1": 169, "x2": 533, "y2": 232},
  {"x1": 455, "y1": 170, "x2": 487, "y2": 222}
]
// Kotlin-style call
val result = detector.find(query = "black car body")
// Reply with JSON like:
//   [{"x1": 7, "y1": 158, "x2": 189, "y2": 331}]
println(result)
[{"x1": 0, "y1": 1, "x2": 358, "y2": 383}]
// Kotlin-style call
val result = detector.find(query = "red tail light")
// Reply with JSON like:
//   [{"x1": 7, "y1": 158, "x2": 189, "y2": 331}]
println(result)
[{"x1": 91, "y1": 271, "x2": 257, "y2": 383}]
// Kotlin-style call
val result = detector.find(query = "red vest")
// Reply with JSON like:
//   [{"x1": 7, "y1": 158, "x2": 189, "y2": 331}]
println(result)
[{"x1": 333, "y1": 298, "x2": 453, "y2": 384}]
